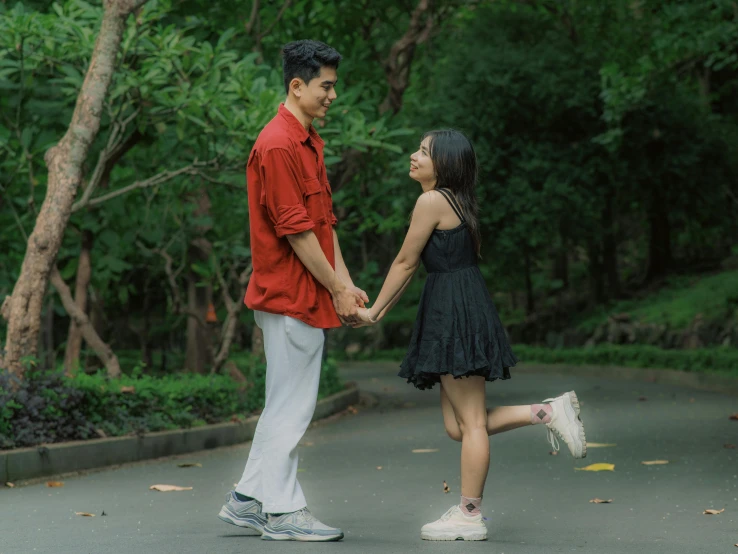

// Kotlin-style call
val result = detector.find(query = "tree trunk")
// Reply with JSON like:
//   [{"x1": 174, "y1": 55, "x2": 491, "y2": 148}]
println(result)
[
  {"x1": 50, "y1": 267, "x2": 121, "y2": 378},
  {"x1": 44, "y1": 294, "x2": 55, "y2": 370},
  {"x1": 64, "y1": 231, "x2": 93, "y2": 375},
  {"x1": 602, "y1": 193, "x2": 621, "y2": 297},
  {"x1": 185, "y1": 187, "x2": 213, "y2": 373},
  {"x1": 524, "y1": 248, "x2": 535, "y2": 315},
  {"x1": 645, "y1": 187, "x2": 672, "y2": 282},
  {"x1": 1, "y1": 0, "x2": 151, "y2": 379},
  {"x1": 587, "y1": 240, "x2": 606, "y2": 306}
]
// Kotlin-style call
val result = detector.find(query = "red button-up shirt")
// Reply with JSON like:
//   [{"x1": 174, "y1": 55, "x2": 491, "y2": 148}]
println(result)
[{"x1": 244, "y1": 104, "x2": 341, "y2": 329}]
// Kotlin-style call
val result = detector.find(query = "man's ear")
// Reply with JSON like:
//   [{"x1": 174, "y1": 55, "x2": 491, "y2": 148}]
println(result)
[{"x1": 289, "y1": 77, "x2": 303, "y2": 98}]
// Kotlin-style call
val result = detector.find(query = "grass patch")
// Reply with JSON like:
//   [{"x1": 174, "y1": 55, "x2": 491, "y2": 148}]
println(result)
[{"x1": 575, "y1": 270, "x2": 738, "y2": 333}]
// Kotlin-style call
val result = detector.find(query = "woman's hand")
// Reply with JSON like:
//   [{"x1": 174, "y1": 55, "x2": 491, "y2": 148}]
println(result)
[{"x1": 352, "y1": 307, "x2": 377, "y2": 328}]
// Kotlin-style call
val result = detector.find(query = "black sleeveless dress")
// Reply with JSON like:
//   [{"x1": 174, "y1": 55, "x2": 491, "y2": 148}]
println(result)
[{"x1": 398, "y1": 189, "x2": 518, "y2": 390}]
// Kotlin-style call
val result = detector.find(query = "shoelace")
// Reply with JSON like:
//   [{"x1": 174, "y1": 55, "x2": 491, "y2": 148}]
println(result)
[
  {"x1": 439, "y1": 506, "x2": 458, "y2": 522},
  {"x1": 547, "y1": 428, "x2": 561, "y2": 452}
]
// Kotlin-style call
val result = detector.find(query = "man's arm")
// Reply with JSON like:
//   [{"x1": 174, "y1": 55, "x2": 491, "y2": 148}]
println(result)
[
  {"x1": 333, "y1": 229, "x2": 369, "y2": 306},
  {"x1": 287, "y1": 230, "x2": 360, "y2": 321}
]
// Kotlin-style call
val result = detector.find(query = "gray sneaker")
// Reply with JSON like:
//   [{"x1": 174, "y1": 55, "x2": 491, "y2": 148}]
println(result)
[
  {"x1": 261, "y1": 508, "x2": 344, "y2": 542},
  {"x1": 217, "y1": 491, "x2": 268, "y2": 533}
]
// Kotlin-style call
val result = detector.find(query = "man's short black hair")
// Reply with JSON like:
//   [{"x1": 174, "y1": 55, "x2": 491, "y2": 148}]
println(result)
[{"x1": 282, "y1": 40, "x2": 342, "y2": 94}]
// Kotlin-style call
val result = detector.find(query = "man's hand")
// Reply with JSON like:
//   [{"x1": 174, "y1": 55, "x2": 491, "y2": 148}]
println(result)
[
  {"x1": 350, "y1": 286, "x2": 369, "y2": 308},
  {"x1": 332, "y1": 278, "x2": 361, "y2": 324}
]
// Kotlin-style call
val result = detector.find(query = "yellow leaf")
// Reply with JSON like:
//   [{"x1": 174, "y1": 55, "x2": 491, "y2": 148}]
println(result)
[
  {"x1": 177, "y1": 463, "x2": 202, "y2": 468},
  {"x1": 703, "y1": 508, "x2": 725, "y2": 515},
  {"x1": 376, "y1": 466, "x2": 383, "y2": 470},
  {"x1": 149, "y1": 484, "x2": 193, "y2": 492},
  {"x1": 588, "y1": 443, "x2": 617, "y2": 448},
  {"x1": 443, "y1": 481, "x2": 450, "y2": 493},
  {"x1": 641, "y1": 460, "x2": 669, "y2": 465},
  {"x1": 46, "y1": 481, "x2": 64, "y2": 488},
  {"x1": 589, "y1": 498, "x2": 613, "y2": 503},
  {"x1": 575, "y1": 463, "x2": 615, "y2": 472},
  {"x1": 4, "y1": 482, "x2": 15, "y2": 488},
  {"x1": 75, "y1": 512, "x2": 95, "y2": 517},
  {"x1": 412, "y1": 449, "x2": 439, "y2": 453}
]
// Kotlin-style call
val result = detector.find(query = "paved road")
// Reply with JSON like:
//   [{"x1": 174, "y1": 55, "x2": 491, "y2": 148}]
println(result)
[{"x1": 1, "y1": 362, "x2": 736, "y2": 554}]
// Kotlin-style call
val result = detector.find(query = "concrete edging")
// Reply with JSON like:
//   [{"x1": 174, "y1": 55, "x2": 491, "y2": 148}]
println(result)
[
  {"x1": 0, "y1": 384, "x2": 360, "y2": 484},
  {"x1": 515, "y1": 362, "x2": 738, "y2": 395}
]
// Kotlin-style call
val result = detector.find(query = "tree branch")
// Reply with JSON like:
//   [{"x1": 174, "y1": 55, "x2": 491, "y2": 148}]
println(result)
[
  {"x1": 72, "y1": 159, "x2": 216, "y2": 212},
  {"x1": 50, "y1": 266, "x2": 122, "y2": 379}
]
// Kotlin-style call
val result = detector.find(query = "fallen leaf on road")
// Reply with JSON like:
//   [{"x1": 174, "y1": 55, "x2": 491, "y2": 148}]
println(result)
[
  {"x1": 5, "y1": 483, "x2": 14, "y2": 488},
  {"x1": 589, "y1": 498, "x2": 613, "y2": 504},
  {"x1": 376, "y1": 466, "x2": 383, "y2": 470},
  {"x1": 101, "y1": 511, "x2": 107, "y2": 516},
  {"x1": 412, "y1": 449, "x2": 439, "y2": 453},
  {"x1": 233, "y1": 483, "x2": 238, "y2": 487},
  {"x1": 46, "y1": 481, "x2": 64, "y2": 488},
  {"x1": 120, "y1": 386, "x2": 135, "y2": 394},
  {"x1": 588, "y1": 443, "x2": 617, "y2": 448},
  {"x1": 549, "y1": 451, "x2": 558, "y2": 456},
  {"x1": 300, "y1": 441, "x2": 314, "y2": 447},
  {"x1": 149, "y1": 484, "x2": 193, "y2": 492},
  {"x1": 443, "y1": 481, "x2": 450, "y2": 493},
  {"x1": 725, "y1": 444, "x2": 737, "y2": 449},
  {"x1": 703, "y1": 509, "x2": 725, "y2": 515},
  {"x1": 575, "y1": 463, "x2": 615, "y2": 472},
  {"x1": 177, "y1": 463, "x2": 202, "y2": 468},
  {"x1": 347, "y1": 406, "x2": 358, "y2": 415},
  {"x1": 730, "y1": 414, "x2": 738, "y2": 421},
  {"x1": 641, "y1": 460, "x2": 669, "y2": 465},
  {"x1": 297, "y1": 469, "x2": 306, "y2": 473},
  {"x1": 75, "y1": 512, "x2": 95, "y2": 517}
]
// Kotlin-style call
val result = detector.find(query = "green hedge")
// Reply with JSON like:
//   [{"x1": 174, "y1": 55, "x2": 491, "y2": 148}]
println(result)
[
  {"x1": 334, "y1": 345, "x2": 738, "y2": 376},
  {"x1": 0, "y1": 356, "x2": 344, "y2": 450}
]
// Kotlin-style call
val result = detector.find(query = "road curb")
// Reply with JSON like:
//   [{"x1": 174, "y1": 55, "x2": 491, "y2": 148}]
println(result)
[
  {"x1": 515, "y1": 363, "x2": 738, "y2": 395},
  {"x1": 0, "y1": 385, "x2": 360, "y2": 484}
]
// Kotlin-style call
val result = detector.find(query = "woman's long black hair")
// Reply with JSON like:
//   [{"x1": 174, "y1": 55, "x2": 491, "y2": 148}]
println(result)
[{"x1": 423, "y1": 129, "x2": 482, "y2": 258}]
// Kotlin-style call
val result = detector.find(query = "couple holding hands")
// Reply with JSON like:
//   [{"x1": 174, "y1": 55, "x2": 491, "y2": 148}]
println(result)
[{"x1": 217, "y1": 39, "x2": 587, "y2": 542}]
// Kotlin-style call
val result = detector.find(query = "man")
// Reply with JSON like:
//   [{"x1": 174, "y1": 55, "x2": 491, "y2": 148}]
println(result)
[{"x1": 217, "y1": 40, "x2": 366, "y2": 542}]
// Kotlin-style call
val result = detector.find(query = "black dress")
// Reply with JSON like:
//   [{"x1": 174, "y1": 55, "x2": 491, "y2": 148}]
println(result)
[{"x1": 398, "y1": 188, "x2": 518, "y2": 390}]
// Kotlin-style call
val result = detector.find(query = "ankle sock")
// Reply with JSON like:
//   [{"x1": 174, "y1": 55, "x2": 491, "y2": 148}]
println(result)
[
  {"x1": 530, "y1": 403, "x2": 553, "y2": 424},
  {"x1": 233, "y1": 491, "x2": 254, "y2": 502},
  {"x1": 460, "y1": 495, "x2": 482, "y2": 517}
]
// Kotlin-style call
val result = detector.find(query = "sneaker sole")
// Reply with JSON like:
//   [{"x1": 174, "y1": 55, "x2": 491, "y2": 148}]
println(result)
[
  {"x1": 421, "y1": 530, "x2": 487, "y2": 541},
  {"x1": 261, "y1": 531, "x2": 344, "y2": 542},
  {"x1": 565, "y1": 391, "x2": 587, "y2": 459},
  {"x1": 217, "y1": 507, "x2": 266, "y2": 533}
]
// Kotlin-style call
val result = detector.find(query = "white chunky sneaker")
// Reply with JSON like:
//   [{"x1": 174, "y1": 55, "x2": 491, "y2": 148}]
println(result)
[
  {"x1": 261, "y1": 508, "x2": 344, "y2": 542},
  {"x1": 543, "y1": 390, "x2": 587, "y2": 459},
  {"x1": 420, "y1": 505, "x2": 487, "y2": 541},
  {"x1": 217, "y1": 491, "x2": 268, "y2": 533}
]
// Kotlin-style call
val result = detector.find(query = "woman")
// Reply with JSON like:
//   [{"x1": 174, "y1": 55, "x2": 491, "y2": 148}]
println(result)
[{"x1": 356, "y1": 129, "x2": 587, "y2": 541}]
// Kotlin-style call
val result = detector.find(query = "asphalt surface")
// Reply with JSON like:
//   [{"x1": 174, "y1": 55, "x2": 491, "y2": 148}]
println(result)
[{"x1": 1, "y1": 361, "x2": 736, "y2": 554}]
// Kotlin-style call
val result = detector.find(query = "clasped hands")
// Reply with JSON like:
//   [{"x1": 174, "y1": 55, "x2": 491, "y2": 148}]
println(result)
[{"x1": 332, "y1": 282, "x2": 378, "y2": 328}]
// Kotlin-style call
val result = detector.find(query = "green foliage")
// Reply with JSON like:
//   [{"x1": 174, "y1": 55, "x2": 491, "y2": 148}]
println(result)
[
  {"x1": 576, "y1": 270, "x2": 738, "y2": 332},
  {"x1": 0, "y1": 354, "x2": 344, "y2": 449}
]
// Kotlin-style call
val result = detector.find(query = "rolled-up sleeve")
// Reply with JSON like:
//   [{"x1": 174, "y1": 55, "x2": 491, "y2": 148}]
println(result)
[{"x1": 259, "y1": 147, "x2": 315, "y2": 238}]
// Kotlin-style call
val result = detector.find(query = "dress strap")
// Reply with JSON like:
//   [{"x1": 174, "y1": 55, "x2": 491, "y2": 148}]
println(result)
[{"x1": 435, "y1": 188, "x2": 466, "y2": 222}]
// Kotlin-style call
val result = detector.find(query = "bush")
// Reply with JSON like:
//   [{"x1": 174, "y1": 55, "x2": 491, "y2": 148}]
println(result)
[{"x1": 0, "y1": 355, "x2": 344, "y2": 450}]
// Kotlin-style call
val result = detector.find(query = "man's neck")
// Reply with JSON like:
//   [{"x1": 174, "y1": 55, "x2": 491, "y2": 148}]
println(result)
[{"x1": 284, "y1": 98, "x2": 313, "y2": 131}]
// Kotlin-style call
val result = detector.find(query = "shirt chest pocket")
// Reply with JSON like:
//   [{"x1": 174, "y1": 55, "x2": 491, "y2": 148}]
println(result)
[{"x1": 303, "y1": 177, "x2": 327, "y2": 224}]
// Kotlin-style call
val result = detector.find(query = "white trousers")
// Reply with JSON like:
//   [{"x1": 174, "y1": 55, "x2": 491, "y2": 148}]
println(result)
[{"x1": 236, "y1": 311, "x2": 325, "y2": 513}]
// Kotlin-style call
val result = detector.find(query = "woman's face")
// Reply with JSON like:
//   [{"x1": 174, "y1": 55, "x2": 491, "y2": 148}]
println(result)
[{"x1": 409, "y1": 137, "x2": 435, "y2": 185}]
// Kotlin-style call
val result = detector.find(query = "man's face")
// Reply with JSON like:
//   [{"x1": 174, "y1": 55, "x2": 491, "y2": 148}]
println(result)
[{"x1": 297, "y1": 66, "x2": 338, "y2": 120}]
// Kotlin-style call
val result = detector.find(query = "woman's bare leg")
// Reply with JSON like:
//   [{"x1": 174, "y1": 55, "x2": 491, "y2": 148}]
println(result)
[
  {"x1": 440, "y1": 375, "x2": 489, "y2": 498},
  {"x1": 441, "y1": 383, "x2": 531, "y2": 441}
]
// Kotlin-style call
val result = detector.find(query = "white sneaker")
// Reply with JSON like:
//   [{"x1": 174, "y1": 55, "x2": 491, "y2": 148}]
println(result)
[
  {"x1": 543, "y1": 390, "x2": 587, "y2": 458},
  {"x1": 420, "y1": 505, "x2": 487, "y2": 541}
]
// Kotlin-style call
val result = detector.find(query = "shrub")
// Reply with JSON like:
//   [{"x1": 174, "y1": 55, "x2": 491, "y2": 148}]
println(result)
[{"x1": 0, "y1": 354, "x2": 344, "y2": 450}]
